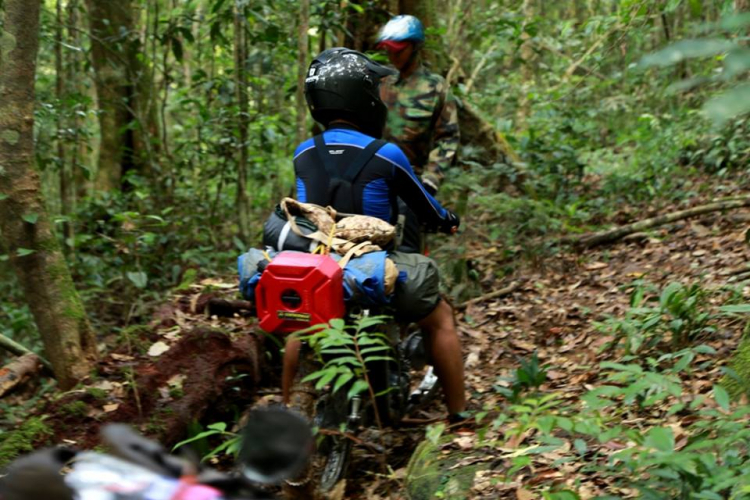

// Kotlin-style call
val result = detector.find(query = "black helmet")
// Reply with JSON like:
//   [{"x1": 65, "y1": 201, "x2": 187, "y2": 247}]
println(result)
[{"x1": 304, "y1": 48, "x2": 396, "y2": 138}]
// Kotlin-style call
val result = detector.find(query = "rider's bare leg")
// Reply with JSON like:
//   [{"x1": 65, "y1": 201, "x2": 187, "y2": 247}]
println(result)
[
  {"x1": 418, "y1": 299, "x2": 466, "y2": 415},
  {"x1": 282, "y1": 337, "x2": 302, "y2": 404}
]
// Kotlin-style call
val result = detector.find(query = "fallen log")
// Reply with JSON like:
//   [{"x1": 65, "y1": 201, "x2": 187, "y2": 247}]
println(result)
[
  {"x1": 0, "y1": 353, "x2": 42, "y2": 398},
  {"x1": 564, "y1": 196, "x2": 750, "y2": 249}
]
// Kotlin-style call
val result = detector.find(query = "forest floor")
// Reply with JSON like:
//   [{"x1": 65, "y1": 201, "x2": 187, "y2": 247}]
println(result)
[
  {"x1": 343, "y1": 181, "x2": 750, "y2": 498},
  {"x1": 4, "y1": 180, "x2": 750, "y2": 499}
]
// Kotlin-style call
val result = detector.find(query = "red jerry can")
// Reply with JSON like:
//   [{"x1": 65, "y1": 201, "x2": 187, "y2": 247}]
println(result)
[{"x1": 255, "y1": 251, "x2": 345, "y2": 334}]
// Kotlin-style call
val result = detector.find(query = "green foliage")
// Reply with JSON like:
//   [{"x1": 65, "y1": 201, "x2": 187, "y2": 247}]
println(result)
[
  {"x1": 597, "y1": 281, "x2": 716, "y2": 354},
  {"x1": 298, "y1": 315, "x2": 393, "y2": 401},
  {"x1": 60, "y1": 400, "x2": 89, "y2": 418},
  {"x1": 0, "y1": 416, "x2": 53, "y2": 468},
  {"x1": 495, "y1": 352, "x2": 549, "y2": 402},
  {"x1": 681, "y1": 116, "x2": 750, "y2": 174},
  {"x1": 172, "y1": 421, "x2": 241, "y2": 461},
  {"x1": 640, "y1": 15, "x2": 750, "y2": 125}
]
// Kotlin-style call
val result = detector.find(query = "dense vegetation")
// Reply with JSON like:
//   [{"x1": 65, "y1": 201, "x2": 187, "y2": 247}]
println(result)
[{"x1": 2, "y1": 0, "x2": 750, "y2": 497}]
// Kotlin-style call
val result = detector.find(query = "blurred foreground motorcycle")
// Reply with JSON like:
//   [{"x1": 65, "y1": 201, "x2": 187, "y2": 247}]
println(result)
[{"x1": 0, "y1": 407, "x2": 313, "y2": 500}]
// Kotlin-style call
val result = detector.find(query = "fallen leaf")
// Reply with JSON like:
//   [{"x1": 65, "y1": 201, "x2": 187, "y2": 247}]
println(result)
[
  {"x1": 510, "y1": 339, "x2": 536, "y2": 352},
  {"x1": 90, "y1": 380, "x2": 114, "y2": 391},
  {"x1": 453, "y1": 435, "x2": 475, "y2": 450},
  {"x1": 148, "y1": 341, "x2": 170, "y2": 357},
  {"x1": 111, "y1": 353, "x2": 135, "y2": 361},
  {"x1": 585, "y1": 262, "x2": 608, "y2": 270},
  {"x1": 167, "y1": 374, "x2": 186, "y2": 389},
  {"x1": 517, "y1": 487, "x2": 535, "y2": 500}
]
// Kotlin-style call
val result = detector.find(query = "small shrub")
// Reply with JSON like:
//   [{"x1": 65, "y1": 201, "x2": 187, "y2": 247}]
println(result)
[
  {"x1": 495, "y1": 352, "x2": 549, "y2": 402},
  {"x1": 597, "y1": 281, "x2": 716, "y2": 354}
]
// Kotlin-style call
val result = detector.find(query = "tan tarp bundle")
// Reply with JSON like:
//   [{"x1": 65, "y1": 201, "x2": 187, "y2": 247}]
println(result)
[{"x1": 279, "y1": 198, "x2": 399, "y2": 294}]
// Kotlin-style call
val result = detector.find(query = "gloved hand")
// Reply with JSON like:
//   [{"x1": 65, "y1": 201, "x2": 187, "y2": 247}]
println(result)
[
  {"x1": 440, "y1": 210, "x2": 460, "y2": 235},
  {"x1": 422, "y1": 180, "x2": 438, "y2": 197}
]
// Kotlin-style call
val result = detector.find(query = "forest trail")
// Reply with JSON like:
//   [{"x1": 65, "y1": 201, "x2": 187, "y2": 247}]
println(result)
[
  {"x1": 6, "y1": 189, "x2": 750, "y2": 499},
  {"x1": 289, "y1": 188, "x2": 750, "y2": 498},
  {"x1": 389, "y1": 189, "x2": 750, "y2": 499}
]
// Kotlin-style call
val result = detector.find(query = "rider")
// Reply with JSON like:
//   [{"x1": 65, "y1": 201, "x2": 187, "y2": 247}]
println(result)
[
  {"x1": 376, "y1": 15, "x2": 460, "y2": 252},
  {"x1": 283, "y1": 47, "x2": 466, "y2": 420}
]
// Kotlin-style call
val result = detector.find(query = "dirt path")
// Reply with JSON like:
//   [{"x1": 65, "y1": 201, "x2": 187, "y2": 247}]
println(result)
[
  {"x1": 389, "y1": 202, "x2": 750, "y2": 498},
  {"x1": 9, "y1": 195, "x2": 749, "y2": 498}
]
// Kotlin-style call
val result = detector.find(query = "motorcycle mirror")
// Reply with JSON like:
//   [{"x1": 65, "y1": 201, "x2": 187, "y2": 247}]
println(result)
[
  {"x1": 0, "y1": 447, "x2": 78, "y2": 500},
  {"x1": 101, "y1": 423, "x2": 187, "y2": 478},
  {"x1": 238, "y1": 407, "x2": 314, "y2": 485}
]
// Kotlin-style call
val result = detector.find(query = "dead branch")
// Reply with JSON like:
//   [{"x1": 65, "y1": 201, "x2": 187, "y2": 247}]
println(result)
[
  {"x1": 318, "y1": 428, "x2": 385, "y2": 454},
  {"x1": 564, "y1": 196, "x2": 750, "y2": 249},
  {"x1": 457, "y1": 281, "x2": 521, "y2": 310},
  {"x1": 0, "y1": 353, "x2": 42, "y2": 398},
  {"x1": 563, "y1": 24, "x2": 620, "y2": 80},
  {"x1": 0, "y1": 333, "x2": 53, "y2": 371},
  {"x1": 206, "y1": 297, "x2": 254, "y2": 317}
]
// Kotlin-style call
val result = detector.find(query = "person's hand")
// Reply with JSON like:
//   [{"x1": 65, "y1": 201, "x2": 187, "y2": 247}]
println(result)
[{"x1": 440, "y1": 210, "x2": 460, "y2": 235}]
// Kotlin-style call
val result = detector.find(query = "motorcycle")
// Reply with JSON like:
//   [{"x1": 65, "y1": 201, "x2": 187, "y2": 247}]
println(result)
[
  {"x1": 252, "y1": 248, "x2": 440, "y2": 493},
  {"x1": 0, "y1": 407, "x2": 313, "y2": 500}
]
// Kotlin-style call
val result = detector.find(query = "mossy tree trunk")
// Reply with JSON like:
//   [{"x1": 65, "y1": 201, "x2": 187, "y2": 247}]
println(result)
[
  {"x1": 0, "y1": 0, "x2": 97, "y2": 390},
  {"x1": 85, "y1": 0, "x2": 158, "y2": 191}
]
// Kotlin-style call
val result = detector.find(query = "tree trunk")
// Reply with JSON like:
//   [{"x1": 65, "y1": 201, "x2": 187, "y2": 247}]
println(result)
[
  {"x1": 56, "y1": 0, "x2": 73, "y2": 246},
  {"x1": 68, "y1": 0, "x2": 89, "y2": 201},
  {"x1": 296, "y1": 0, "x2": 310, "y2": 146},
  {"x1": 234, "y1": 1, "x2": 251, "y2": 241},
  {"x1": 85, "y1": 0, "x2": 158, "y2": 191},
  {"x1": 399, "y1": 0, "x2": 434, "y2": 26},
  {"x1": 0, "y1": 0, "x2": 97, "y2": 390}
]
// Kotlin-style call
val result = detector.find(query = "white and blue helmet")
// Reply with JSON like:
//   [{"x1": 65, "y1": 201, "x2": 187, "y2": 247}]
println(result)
[{"x1": 376, "y1": 15, "x2": 426, "y2": 44}]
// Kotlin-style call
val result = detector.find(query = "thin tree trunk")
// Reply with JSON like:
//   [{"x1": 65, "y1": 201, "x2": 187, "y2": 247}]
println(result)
[
  {"x1": 234, "y1": 1, "x2": 251, "y2": 240},
  {"x1": 85, "y1": 0, "x2": 158, "y2": 191},
  {"x1": 296, "y1": 0, "x2": 310, "y2": 146},
  {"x1": 68, "y1": 0, "x2": 88, "y2": 201},
  {"x1": 56, "y1": 0, "x2": 73, "y2": 246},
  {"x1": 0, "y1": 0, "x2": 97, "y2": 389}
]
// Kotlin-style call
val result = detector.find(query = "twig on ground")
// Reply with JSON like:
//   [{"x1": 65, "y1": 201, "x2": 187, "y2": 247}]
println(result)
[
  {"x1": 318, "y1": 428, "x2": 385, "y2": 454},
  {"x1": 456, "y1": 281, "x2": 521, "y2": 311}
]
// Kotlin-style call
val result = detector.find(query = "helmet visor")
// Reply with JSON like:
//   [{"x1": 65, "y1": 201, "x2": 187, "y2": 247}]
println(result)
[{"x1": 377, "y1": 40, "x2": 412, "y2": 54}]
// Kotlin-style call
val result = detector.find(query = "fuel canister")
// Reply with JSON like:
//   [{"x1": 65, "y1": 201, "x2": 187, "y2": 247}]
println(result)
[{"x1": 255, "y1": 251, "x2": 345, "y2": 334}]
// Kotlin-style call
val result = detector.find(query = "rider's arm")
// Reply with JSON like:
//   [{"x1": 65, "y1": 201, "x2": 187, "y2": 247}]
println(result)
[{"x1": 381, "y1": 144, "x2": 457, "y2": 232}]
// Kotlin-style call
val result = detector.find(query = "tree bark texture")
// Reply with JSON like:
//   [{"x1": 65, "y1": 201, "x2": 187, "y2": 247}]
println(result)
[
  {"x1": 0, "y1": 354, "x2": 42, "y2": 398},
  {"x1": 0, "y1": 0, "x2": 97, "y2": 390},
  {"x1": 56, "y1": 0, "x2": 73, "y2": 245},
  {"x1": 296, "y1": 0, "x2": 310, "y2": 146},
  {"x1": 85, "y1": 0, "x2": 158, "y2": 191},
  {"x1": 343, "y1": 0, "x2": 391, "y2": 52}
]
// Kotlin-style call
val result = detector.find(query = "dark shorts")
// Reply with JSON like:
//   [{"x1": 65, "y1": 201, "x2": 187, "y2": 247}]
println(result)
[{"x1": 389, "y1": 251, "x2": 441, "y2": 323}]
